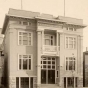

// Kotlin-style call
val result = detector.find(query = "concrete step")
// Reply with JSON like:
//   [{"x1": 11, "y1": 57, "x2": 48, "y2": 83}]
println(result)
[{"x1": 41, "y1": 84, "x2": 59, "y2": 88}]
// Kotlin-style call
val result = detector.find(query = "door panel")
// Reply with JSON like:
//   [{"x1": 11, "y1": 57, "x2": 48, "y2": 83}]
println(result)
[
  {"x1": 48, "y1": 70, "x2": 55, "y2": 84},
  {"x1": 41, "y1": 70, "x2": 46, "y2": 84}
]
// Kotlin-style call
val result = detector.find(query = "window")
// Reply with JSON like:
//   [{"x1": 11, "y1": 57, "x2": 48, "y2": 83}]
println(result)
[
  {"x1": 18, "y1": 31, "x2": 32, "y2": 45},
  {"x1": 16, "y1": 77, "x2": 33, "y2": 88},
  {"x1": 56, "y1": 70, "x2": 59, "y2": 77},
  {"x1": 67, "y1": 27, "x2": 76, "y2": 31},
  {"x1": 44, "y1": 34, "x2": 54, "y2": 45},
  {"x1": 66, "y1": 57, "x2": 76, "y2": 71},
  {"x1": 18, "y1": 21, "x2": 31, "y2": 26},
  {"x1": 19, "y1": 55, "x2": 32, "y2": 70},
  {"x1": 41, "y1": 57, "x2": 55, "y2": 70},
  {"x1": 66, "y1": 36, "x2": 76, "y2": 49},
  {"x1": 64, "y1": 77, "x2": 78, "y2": 88}
]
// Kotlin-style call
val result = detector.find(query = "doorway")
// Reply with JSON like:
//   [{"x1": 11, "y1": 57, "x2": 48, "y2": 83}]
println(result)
[{"x1": 41, "y1": 57, "x2": 56, "y2": 84}]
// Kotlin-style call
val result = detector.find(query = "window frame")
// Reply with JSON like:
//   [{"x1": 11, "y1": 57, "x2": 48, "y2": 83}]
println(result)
[
  {"x1": 65, "y1": 57, "x2": 76, "y2": 71},
  {"x1": 18, "y1": 21, "x2": 31, "y2": 26},
  {"x1": 44, "y1": 34, "x2": 55, "y2": 46},
  {"x1": 65, "y1": 36, "x2": 76, "y2": 49},
  {"x1": 18, "y1": 31, "x2": 33, "y2": 46},
  {"x1": 18, "y1": 54, "x2": 33, "y2": 70},
  {"x1": 67, "y1": 27, "x2": 76, "y2": 31},
  {"x1": 16, "y1": 77, "x2": 34, "y2": 88}
]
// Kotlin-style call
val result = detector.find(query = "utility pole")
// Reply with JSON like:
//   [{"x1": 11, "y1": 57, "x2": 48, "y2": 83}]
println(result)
[
  {"x1": 21, "y1": 0, "x2": 23, "y2": 10},
  {"x1": 64, "y1": 0, "x2": 65, "y2": 16}
]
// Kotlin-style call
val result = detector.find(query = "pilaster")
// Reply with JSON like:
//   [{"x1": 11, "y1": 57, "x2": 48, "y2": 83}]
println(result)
[
  {"x1": 59, "y1": 33, "x2": 64, "y2": 87},
  {"x1": 37, "y1": 30, "x2": 42, "y2": 88}
]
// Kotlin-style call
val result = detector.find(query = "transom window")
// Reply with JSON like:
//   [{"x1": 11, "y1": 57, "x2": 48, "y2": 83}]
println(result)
[
  {"x1": 19, "y1": 55, "x2": 32, "y2": 70},
  {"x1": 18, "y1": 31, "x2": 32, "y2": 45},
  {"x1": 66, "y1": 36, "x2": 76, "y2": 49},
  {"x1": 66, "y1": 57, "x2": 76, "y2": 71},
  {"x1": 44, "y1": 34, "x2": 54, "y2": 45},
  {"x1": 41, "y1": 57, "x2": 55, "y2": 70}
]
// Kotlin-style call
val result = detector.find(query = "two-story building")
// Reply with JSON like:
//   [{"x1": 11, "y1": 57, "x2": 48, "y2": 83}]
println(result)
[{"x1": 1, "y1": 8, "x2": 86, "y2": 88}]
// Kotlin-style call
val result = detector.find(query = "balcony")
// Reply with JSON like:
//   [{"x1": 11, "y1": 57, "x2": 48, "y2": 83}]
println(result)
[{"x1": 43, "y1": 45, "x2": 60, "y2": 55}]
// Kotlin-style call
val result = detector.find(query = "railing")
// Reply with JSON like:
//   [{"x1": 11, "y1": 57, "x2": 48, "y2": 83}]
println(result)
[{"x1": 43, "y1": 45, "x2": 60, "y2": 55}]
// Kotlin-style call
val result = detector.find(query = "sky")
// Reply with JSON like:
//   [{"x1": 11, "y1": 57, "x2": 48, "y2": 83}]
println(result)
[{"x1": 0, "y1": 0, "x2": 88, "y2": 51}]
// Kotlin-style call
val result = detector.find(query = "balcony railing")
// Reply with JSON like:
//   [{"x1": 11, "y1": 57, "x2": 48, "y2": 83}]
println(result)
[{"x1": 43, "y1": 45, "x2": 60, "y2": 55}]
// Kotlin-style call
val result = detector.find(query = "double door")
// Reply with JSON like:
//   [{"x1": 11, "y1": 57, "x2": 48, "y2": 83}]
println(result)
[
  {"x1": 41, "y1": 57, "x2": 56, "y2": 84},
  {"x1": 41, "y1": 70, "x2": 55, "y2": 84}
]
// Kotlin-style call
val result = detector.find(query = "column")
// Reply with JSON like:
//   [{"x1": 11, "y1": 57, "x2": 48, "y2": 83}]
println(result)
[
  {"x1": 41, "y1": 30, "x2": 44, "y2": 54},
  {"x1": 37, "y1": 30, "x2": 42, "y2": 88},
  {"x1": 59, "y1": 33, "x2": 64, "y2": 88},
  {"x1": 56, "y1": 31, "x2": 58, "y2": 55}
]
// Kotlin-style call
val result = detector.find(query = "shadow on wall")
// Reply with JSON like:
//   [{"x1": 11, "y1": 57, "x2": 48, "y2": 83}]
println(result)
[
  {"x1": 1, "y1": 56, "x2": 8, "y2": 88},
  {"x1": 0, "y1": 85, "x2": 6, "y2": 88}
]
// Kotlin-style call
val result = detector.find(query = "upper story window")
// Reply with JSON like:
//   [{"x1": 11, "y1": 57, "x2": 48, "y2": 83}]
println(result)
[
  {"x1": 19, "y1": 55, "x2": 32, "y2": 70},
  {"x1": 66, "y1": 57, "x2": 76, "y2": 71},
  {"x1": 18, "y1": 21, "x2": 32, "y2": 26},
  {"x1": 67, "y1": 27, "x2": 76, "y2": 31},
  {"x1": 44, "y1": 34, "x2": 54, "y2": 45},
  {"x1": 18, "y1": 31, "x2": 32, "y2": 46},
  {"x1": 66, "y1": 36, "x2": 76, "y2": 49}
]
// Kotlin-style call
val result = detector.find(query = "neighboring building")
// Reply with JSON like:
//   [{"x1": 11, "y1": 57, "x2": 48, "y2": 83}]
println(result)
[
  {"x1": 1, "y1": 8, "x2": 86, "y2": 88},
  {"x1": 83, "y1": 49, "x2": 88, "y2": 87},
  {"x1": 0, "y1": 28, "x2": 4, "y2": 86}
]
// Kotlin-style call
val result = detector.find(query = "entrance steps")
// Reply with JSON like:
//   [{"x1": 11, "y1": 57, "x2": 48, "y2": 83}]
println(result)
[{"x1": 41, "y1": 84, "x2": 59, "y2": 88}]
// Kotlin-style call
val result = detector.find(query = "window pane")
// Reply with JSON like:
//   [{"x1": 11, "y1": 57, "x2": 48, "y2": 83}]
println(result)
[
  {"x1": 43, "y1": 61, "x2": 46, "y2": 64},
  {"x1": 57, "y1": 71, "x2": 58, "y2": 77},
  {"x1": 23, "y1": 55, "x2": 28, "y2": 59},
  {"x1": 52, "y1": 66, "x2": 55, "y2": 69},
  {"x1": 29, "y1": 59, "x2": 31, "y2": 70},
  {"x1": 16, "y1": 77, "x2": 19, "y2": 88},
  {"x1": 19, "y1": 32, "x2": 22, "y2": 35},
  {"x1": 23, "y1": 59, "x2": 27, "y2": 69},
  {"x1": 69, "y1": 28, "x2": 74, "y2": 31},
  {"x1": 66, "y1": 61, "x2": 68, "y2": 70},
  {"x1": 23, "y1": 22, "x2": 28, "y2": 25},
  {"x1": 19, "y1": 59, "x2": 21, "y2": 69},
  {"x1": 75, "y1": 77, "x2": 77, "y2": 87},
  {"x1": 28, "y1": 55, "x2": 31, "y2": 58},
  {"x1": 28, "y1": 37, "x2": 31, "y2": 45},
  {"x1": 43, "y1": 65, "x2": 46, "y2": 68},
  {"x1": 69, "y1": 61, "x2": 73, "y2": 70},
  {"x1": 52, "y1": 61, "x2": 55, "y2": 64},
  {"x1": 23, "y1": 36, "x2": 28, "y2": 45},
  {"x1": 21, "y1": 77, "x2": 29, "y2": 88},
  {"x1": 67, "y1": 77, "x2": 74, "y2": 87},
  {"x1": 48, "y1": 65, "x2": 51, "y2": 69},
  {"x1": 45, "y1": 39, "x2": 50, "y2": 45},
  {"x1": 19, "y1": 36, "x2": 22, "y2": 45},
  {"x1": 48, "y1": 61, "x2": 51, "y2": 64},
  {"x1": 29, "y1": 33, "x2": 31, "y2": 36},
  {"x1": 73, "y1": 61, "x2": 75, "y2": 70},
  {"x1": 30, "y1": 77, "x2": 33, "y2": 88}
]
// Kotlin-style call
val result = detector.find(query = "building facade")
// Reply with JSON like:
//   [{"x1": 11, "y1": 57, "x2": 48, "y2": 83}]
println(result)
[
  {"x1": 2, "y1": 8, "x2": 86, "y2": 88},
  {"x1": 83, "y1": 50, "x2": 88, "y2": 87}
]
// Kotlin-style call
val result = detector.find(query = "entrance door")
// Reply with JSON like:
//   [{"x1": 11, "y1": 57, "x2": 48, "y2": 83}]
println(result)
[
  {"x1": 41, "y1": 57, "x2": 56, "y2": 84},
  {"x1": 48, "y1": 70, "x2": 55, "y2": 84},
  {"x1": 41, "y1": 70, "x2": 46, "y2": 84}
]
